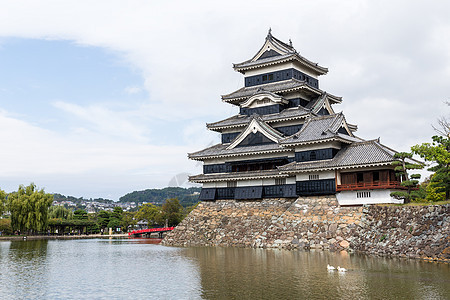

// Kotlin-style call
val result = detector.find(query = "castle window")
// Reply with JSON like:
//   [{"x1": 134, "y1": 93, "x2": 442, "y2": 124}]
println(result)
[
  {"x1": 268, "y1": 74, "x2": 273, "y2": 80},
  {"x1": 357, "y1": 191, "x2": 371, "y2": 198},
  {"x1": 227, "y1": 181, "x2": 237, "y2": 188},
  {"x1": 275, "y1": 178, "x2": 286, "y2": 185},
  {"x1": 262, "y1": 75, "x2": 268, "y2": 81},
  {"x1": 309, "y1": 174, "x2": 319, "y2": 180},
  {"x1": 310, "y1": 151, "x2": 317, "y2": 160}
]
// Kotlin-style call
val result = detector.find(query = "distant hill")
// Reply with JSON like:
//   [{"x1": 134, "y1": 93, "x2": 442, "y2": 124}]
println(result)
[
  {"x1": 118, "y1": 187, "x2": 201, "y2": 207},
  {"x1": 53, "y1": 193, "x2": 114, "y2": 204}
]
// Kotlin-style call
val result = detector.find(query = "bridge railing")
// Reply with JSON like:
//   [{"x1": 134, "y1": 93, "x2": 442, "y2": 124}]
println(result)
[{"x1": 128, "y1": 227, "x2": 175, "y2": 236}]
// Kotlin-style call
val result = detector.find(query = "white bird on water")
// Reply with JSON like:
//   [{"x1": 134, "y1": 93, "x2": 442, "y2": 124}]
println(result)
[
  {"x1": 327, "y1": 264, "x2": 336, "y2": 271},
  {"x1": 337, "y1": 266, "x2": 347, "y2": 272}
]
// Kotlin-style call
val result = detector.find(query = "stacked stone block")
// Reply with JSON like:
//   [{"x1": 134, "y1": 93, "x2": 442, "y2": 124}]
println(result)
[{"x1": 162, "y1": 198, "x2": 449, "y2": 262}]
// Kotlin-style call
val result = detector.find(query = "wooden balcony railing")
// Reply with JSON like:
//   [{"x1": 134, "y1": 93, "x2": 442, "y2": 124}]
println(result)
[{"x1": 336, "y1": 181, "x2": 404, "y2": 191}]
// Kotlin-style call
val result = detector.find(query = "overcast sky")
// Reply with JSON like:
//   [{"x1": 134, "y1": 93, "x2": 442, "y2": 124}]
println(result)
[{"x1": 0, "y1": 1, "x2": 448, "y2": 200}]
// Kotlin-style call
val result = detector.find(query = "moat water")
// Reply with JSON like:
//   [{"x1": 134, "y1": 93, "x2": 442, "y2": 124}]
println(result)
[{"x1": 0, "y1": 238, "x2": 448, "y2": 299}]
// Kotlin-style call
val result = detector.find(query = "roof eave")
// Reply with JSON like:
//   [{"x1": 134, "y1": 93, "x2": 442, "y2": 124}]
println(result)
[
  {"x1": 280, "y1": 161, "x2": 395, "y2": 174},
  {"x1": 233, "y1": 55, "x2": 328, "y2": 75},
  {"x1": 188, "y1": 147, "x2": 291, "y2": 161}
]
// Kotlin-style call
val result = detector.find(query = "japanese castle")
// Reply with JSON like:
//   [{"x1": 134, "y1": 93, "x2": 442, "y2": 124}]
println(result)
[{"x1": 189, "y1": 30, "x2": 405, "y2": 205}]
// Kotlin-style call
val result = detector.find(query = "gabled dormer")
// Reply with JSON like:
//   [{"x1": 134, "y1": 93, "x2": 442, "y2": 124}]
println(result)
[
  {"x1": 239, "y1": 90, "x2": 288, "y2": 116},
  {"x1": 233, "y1": 29, "x2": 328, "y2": 89},
  {"x1": 306, "y1": 93, "x2": 342, "y2": 115},
  {"x1": 227, "y1": 116, "x2": 283, "y2": 149}
]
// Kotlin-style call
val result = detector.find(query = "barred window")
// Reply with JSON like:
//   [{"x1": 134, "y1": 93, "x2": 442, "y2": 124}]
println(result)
[
  {"x1": 275, "y1": 178, "x2": 286, "y2": 185},
  {"x1": 227, "y1": 181, "x2": 237, "y2": 188},
  {"x1": 309, "y1": 174, "x2": 319, "y2": 180},
  {"x1": 357, "y1": 191, "x2": 371, "y2": 198}
]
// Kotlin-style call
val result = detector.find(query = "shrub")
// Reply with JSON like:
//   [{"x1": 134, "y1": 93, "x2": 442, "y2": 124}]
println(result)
[{"x1": 0, "y1": 218, "x2": 13, "y2": 235}]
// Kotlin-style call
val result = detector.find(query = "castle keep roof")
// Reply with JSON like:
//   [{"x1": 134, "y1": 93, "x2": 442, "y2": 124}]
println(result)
[
  {"x1": 278, "y1": 140, "x2": 403, "y2": 173},
  {"x1": 207, "y1": 106, "x2": 310, "y2": 131},
  {"x1": 232, "y1": 30, "x2": 328, "y2": 75},
  {"x1": 188, "y1": 142, "x2": 289, "y2": 161},
  {"x1": 280, "y1": 113, "x2": 359, "y2": 146},
  {"x1": 221, "y1": 78, "x2": 341, "y2": 105}
]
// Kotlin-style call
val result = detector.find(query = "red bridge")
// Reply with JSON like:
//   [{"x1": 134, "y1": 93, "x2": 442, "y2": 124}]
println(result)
[{"x1": 128, "y1": 227, "x2": 175, "y2": 238}]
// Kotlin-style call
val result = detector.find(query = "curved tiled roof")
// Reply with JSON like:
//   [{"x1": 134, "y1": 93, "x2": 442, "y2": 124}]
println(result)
[
  {"x1": 207, "y1": 106, "x2": 310, "y2": 130},
  {"x1": 280, "y1": 113, "x2": 359, "y2": 146},
  {"x1": 232, "y1": 31, "x2": 328, "y2": 75},
  {"x1": 188, "y1": 142, "x2": 290, "y2": 161},
  {"x1": 221, "y1": 78, "x2": 323, "y2": 103},
  {"x1": 278, "y1": 140, "x2": 401, "y2": 172}
]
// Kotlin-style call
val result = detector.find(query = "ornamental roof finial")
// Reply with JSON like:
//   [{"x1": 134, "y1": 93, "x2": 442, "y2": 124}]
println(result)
[
  {"x1": 289, "y1": 39, "x2": 293, "y2": 47},
  {"x1": 268, "y1": 27, "x2": 272, "y2": 36}
]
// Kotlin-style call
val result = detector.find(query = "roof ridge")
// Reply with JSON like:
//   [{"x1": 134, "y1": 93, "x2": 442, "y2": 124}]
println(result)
[
  {"x1": 372, "y1": 139, "x2": 401, "y2": 158},
  {"x1": 207, "y1": 114, "x2": 243, "y2": 126},
  {"x1": 288, "y1": 116, "x2": 312, "y2": 139},
  {"x1": 310, "y1": 113, "x2": 337, "y2": 121},
  {"x1": 329, "y1": 113, "x2": 344, "y2": 132}
]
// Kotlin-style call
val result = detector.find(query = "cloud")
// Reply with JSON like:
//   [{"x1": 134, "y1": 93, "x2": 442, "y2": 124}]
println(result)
[
  {"x1": 124, "y1": 86, "x2": 142, "y2": 95},
  {"x1": 0, "y1": 108, "x2": 199, "y2": 197},
  {"x1": 0, "y1": 0, "x2": 449, "y2": 198},
  {"x1": 52, "y1": 100, "x2": 151, "y2": 143}
]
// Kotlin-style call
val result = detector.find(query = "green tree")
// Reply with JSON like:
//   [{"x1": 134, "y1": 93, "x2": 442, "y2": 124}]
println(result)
[
  {"x1": 112, "y1": 206, "x2": 123, "y2": 220},
  {"x1": 390, "y1": 152, "x2": 424, "y2": 203},
  {"x1": 121, "y1": 211, "x2": 137, "y2": 232},
  {"x1": 107, "y1": 218, "x2": 121, "y2": 231},
  {"x1": 0, "y1": 189, "x2": 6, "y2": 216},
  {"x1": 0, "y1": 219, "x2": 12, "y2": 235},
  {"x1": 107, "y1": 207, "x2": 123, "y2": 231},
  {"x1": 160, "y1": 198, "x2": 183, "y2": 227},
  {"x1": 73, "y1": 209, "x2": 88, "y2": 220},
  {"x1": 49, "y1": 205, "x2": 73, "y2": 219},
  {"x1": 412, "y1": 135, "x2": 450, "y2": 199},
  {"x1": 7, "y1": 183, "x2": 53, "y2": 234},
  {"x1": 97, "y1": 210, "x2": 111, "y2": 230},
  {"x1": 135, "y1": 203, "x2": 160, "y2": 227}
]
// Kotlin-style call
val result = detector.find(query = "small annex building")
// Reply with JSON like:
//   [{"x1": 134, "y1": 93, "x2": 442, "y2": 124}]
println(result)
[{"x1": 189, "y1": 30, "x2": 411, "y2": 205}]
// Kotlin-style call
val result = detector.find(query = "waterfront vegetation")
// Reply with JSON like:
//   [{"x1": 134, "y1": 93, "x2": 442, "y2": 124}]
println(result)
[
  {"x1": 0, "y1": 184, "x2": 194, "y2": 236},
  {"x1": 389, "y1": 126, "x2": 450, "y2": 203}
]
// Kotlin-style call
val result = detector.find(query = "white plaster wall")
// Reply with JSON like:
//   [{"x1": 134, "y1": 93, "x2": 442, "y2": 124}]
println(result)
[
  {"x1": 262, "y1": 178, "x2": 275, "y2": 185},
  {"x1": 203, "y1": 182, "x2": 227, "y2": 188},
  {"x1": 336, "y1": 189, "x2": 404, "y2": 205},
  {"x1": 296, "y1": 171, "x2": 335, "y2": 181},
  {"x1": 203, "y1": 176, "x2": 295, "y2": 189},
  {"x1": 203, "y1": 158, "x2": 226, "y2": 165},
  {"x1": 286, "y1": 177, "x2": 296, "y2": 184},
  {"x1": 244, "y1": 62, "x2": 295, "y2": 76},
  {"x1": 237, "y1": 179, "x2": 263, "y2": 187}
]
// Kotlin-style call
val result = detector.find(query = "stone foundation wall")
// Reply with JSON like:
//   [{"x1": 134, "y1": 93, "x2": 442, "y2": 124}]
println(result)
[
  {"x1": 162, "y1": 197, "x2": 449, "y2": 262},
  {"x1": 162, "y1": 196, "x2": 361, "y2": 251},
  {"x1": 350, "y1": 205, "x2": 449, "y2": 262},
  {"x1": 162, "y1": 198, "x2": 294, "y2": 247}
]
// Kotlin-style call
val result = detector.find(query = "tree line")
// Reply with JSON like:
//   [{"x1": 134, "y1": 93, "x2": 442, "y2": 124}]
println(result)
[
  {"x1": 0, "y1": 185, "x2": 195, "y2": 236},
  {"x1": 118, "y1": 187, "x2": 201, "y2": 207}
]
